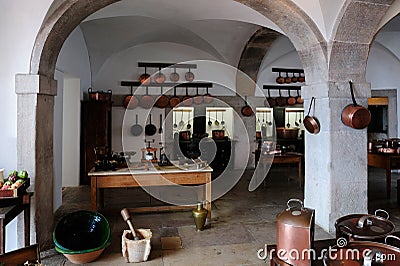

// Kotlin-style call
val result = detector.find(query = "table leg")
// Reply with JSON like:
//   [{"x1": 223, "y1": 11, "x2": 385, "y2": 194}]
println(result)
[
  {"x1": 298, "y1": 158, "x2": 303, "y2": 188},
  {"x1": 24, "y1": 203, "x2": 30, "y2": 247},
  {"x1": 386, "y1": 168, "x2": 391, "y2": 199},
  {"x1": 0, "y1": 219, "x2": 4, "y2": 254},
  {"x1": 205, "y1": 173, "x2": 211, "y2": 221},
  {"x1": 91, "y1": 176, "x2": 97, "y2": 211}
]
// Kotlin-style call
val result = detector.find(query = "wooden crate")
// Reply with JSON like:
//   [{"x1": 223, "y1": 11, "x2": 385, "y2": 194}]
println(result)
[{"x1": 0, "y1": 179, "x2": 30, "y2": 198}]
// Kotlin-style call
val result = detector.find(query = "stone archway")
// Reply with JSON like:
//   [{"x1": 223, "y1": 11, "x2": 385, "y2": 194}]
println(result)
[{"x1": 17, "y1": 0, "x2": 328, "y2": 247}]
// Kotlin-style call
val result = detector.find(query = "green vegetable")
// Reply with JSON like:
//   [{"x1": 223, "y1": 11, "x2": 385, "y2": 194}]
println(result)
[{"x1": 18, "y1": 170, "x2": 28, "y2": 179}]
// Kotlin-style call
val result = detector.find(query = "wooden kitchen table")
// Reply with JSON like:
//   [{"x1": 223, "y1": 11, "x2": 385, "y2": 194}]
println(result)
[
  {"x1": 89, "y1": 166, "x2": 212, "y2": 220},
  {"x1": 262, "y1": 152, "x2": 303, "y2": 188},
  {"x1": 368, "y1": 152, "x2": 400, "y2": 199}
]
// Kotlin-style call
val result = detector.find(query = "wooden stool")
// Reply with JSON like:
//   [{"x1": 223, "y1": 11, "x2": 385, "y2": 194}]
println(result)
[{"x1": 0, "y1": 192, "x2": 33, "y2": 254}]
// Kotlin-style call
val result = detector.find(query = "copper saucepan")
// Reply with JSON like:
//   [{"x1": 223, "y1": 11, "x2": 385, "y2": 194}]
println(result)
[
  {"x1": 155, "y1": 86, "x2": 169, "y2": 108},
  {"x1": 123, "y1": 86, "x2": 138, "y2": 109},
  {"x1": 303, "y1": 97, "x2": 320, "y2": 134},
  {"x1": 341, "y1": 81, "x2": 371, "y2": 129}
]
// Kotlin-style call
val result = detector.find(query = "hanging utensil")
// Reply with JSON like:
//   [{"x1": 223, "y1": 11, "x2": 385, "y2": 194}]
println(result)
[
  {"x1": 159, "y1": 114, "x2": 163, "y2": 134},
  {"x1": 130, "y1": 114, "x2": 143, "y2": 136},
  {"x1": 169, "y1": 87, "x2": 181, "y2": 108},
  {"x1": 266, "y1": 87, "x2": 276, "y2": 107},
  {"x1": 261, "y1": 112, "x2": 267, "y2": 137},
  {"x1": 173, "y1": 111, "x2": 178, "y2": 129},
  {"x1": 124, "y1": 85, "x2": 139, "y2": 109},
  {"x1": 214, "y1": 111, "x2": 219, "y2": 126},
  {"x1": 296, "y1": 88, "x2": 304, "y2": 104},
  {"x1": 154, "y1": 67, "x2": 166, "y2": 84},
  {"x1": 155, "y1": 86, "x2": 169, "y2": 108},
  {"x1": 170, "y1": 67, "x2": 180, "y2": 82},
  {"x1": 221, "y1": 111, "x2": 225, "y2": 126},
  {"x1": 121, "y1": 208, "x2": 140, "y2": 240},
  {"x1": 187, "y1": 112, "x2": 192, "y2": 130},
  {"x1": 185, "y1": 67, "x2": 195, "y2": 81},
  {"x1": 295, "y1": 112, "x2": 300, "y2": 127},
  {"x1": 286, "y1": 111, "x2": 291, "y2": 128},
  {"x1": 179, "y1": 110, "x2": 185, "y2": 128},
  {"x1": 208, "y1": 111, "x2": 212, "y2": 126},
  {"x1": 145, "y1": 114, "x2": 157, "y2": 136},
  {"x1": 303, "y1": 97, "x2": 320, "y2": 134},
  {"x1": 140, "y1": 86, "x2": 154, "y2": 109},
  {"x1": 183, "y1": 86, "x2": 192, "y2": 106},
  {"x1": 276, "y1": 72, "x2": 285, "y2": 84},
  {"x1": 285, "y1": 72, "x2": 292, "y2": 84},
  {"x1": 267, "y1": 111, "x2": 273, "y2": 126},
  {"x1": 299, "y1": 111, "x2": 303, "y2": 124},
  {"x1": 203, "y1": 86, "x2": 213, "y2": 104},
  {"x1": 291, "y1": 72, "x2": 298, "y2": 83},
  {"x1": 241, "y1": 96, "x2": 254, "y2": 117},
  {"x1": 341, "y1": 81, "x2": 371, "y2": 129},
  {"x1": 276, "y1": 88, "x2": 286, "y2": 107},
  {"x1": 287, "y1": 89, "x2": 296, "y2": 105},
  {"x1": 298, "y1": 72, "x2": 305, "y2": 83},
  {"x1": 193, "y1": 86, "x2": 203, "y2": 105}
]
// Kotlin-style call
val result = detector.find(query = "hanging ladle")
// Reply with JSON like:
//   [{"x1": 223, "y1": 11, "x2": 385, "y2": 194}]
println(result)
[
  {"x1": 295, "y1": 112, "x2": 300, "y2": 127},
  {"x1": 208, "y1": 111, "x2": 212, "y2": 126},
  {"x1": 221, "y1": 111, "x2": 225, "y2": 126},
  {"x1": 121, "y1": 208, "x2": 140, "y2": 240},
  {"x1": 179, "y1": 110, "x2": 185, "y2": 128},
  {"x1": 186, "y1": 112, "x2": 192, "y2": 129},
  {"x1": 214, "y1": 111, "x2": 219, "y2": 126},
  {"x1": 286, "y1": 111, "x2": 291, "y2": 128},
  {"x1": 173, "y1": 111, "x2": 178, "y2": 129}
]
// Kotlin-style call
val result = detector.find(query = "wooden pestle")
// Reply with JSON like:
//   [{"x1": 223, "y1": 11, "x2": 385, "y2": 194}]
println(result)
[{"x1": 120, "y1": 208, "x2": 140, "y2": 240}]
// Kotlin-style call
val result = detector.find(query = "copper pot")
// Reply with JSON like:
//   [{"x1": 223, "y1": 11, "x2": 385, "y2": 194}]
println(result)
[
  {"x1": 185, "y1": 69, "x2": 195, "y2": 82},
  {"x1": 276, "y1": 127, "x2": 299, "y2": 139},
  {"x1": 323, "y1": 241, "x2": 400, "y2": 266},
  {"x1": 265, "y1": 88, "x2": 276, "y2": 107},
  {"x1": 169, "y1": 87, "x2": 181, "y2": 108},
  {"x1": 341, "y1": 81, "x2": 371, "y2": 129},
  {"x1": 287, "y1": 89, "x2": 296, "y2": 105},
  {"x1": 276, "y1": 199, "x2": 315, "y2": 266},
  {"x1": 276, "y1": 72, "x2": 285, "y2": 84},
  {"x1": 296, "y1": 88, "x2": 304, "y2": 104},
  {"x1": 212, "y1": 130, "x2": 225, "y2": 140},
  {"x1": 88, "y1": 88, "x2": 112, "y2": 102},
  {"x1": 179, "y1": 130, "x2": 191, "y2": 141},
  {"x1": 335, "y1": 209, "x2": 395, "y2": 243}
]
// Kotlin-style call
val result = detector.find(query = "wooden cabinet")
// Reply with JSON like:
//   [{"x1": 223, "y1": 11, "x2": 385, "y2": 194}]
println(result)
[{"x1": 80, "y1": 101, "x2": 112, "y2": 185}]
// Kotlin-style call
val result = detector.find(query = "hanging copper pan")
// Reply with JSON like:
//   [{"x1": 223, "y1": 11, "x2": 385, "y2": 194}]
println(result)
[
  {"x1": 303, "y1": 97, "x2": 320, "y2": 134},
  {"x1": 123, "y1": 86, "x2": 138, "y2": 109},
  {"x1": 296, "y1": 88, "x2": 304, "y2": 104},
  {"x1": 341, "y1": 81, "x2": 371, "y2": 129},
  {"x1": 265, "y1": 87, "x2": 276, "y2": 107},
  {"x1": 140, "y1": 87, "x2": 154, "y2": 109},
  {"x1": 193, "y1": 87, "x2": 203, "y2": 105},
  {"x1": 154, "y1": 71, "x2": 166, "y2": 84},
  {"x1": 170, "y1": 67, "x2": 180, "y2": 82},
  {"x1": 139, "y1": 73, "x2": 151, "y2": 85},
  {"x1": 203, "y1": 87, "x2": 213, "y2": 104},
  {"x1": 169, "y1": 87, "x2": 180, "y2": 108},
  {"x1": 182, "y1": 87, "x2": 192, "y2": 106},
  {"x1": 241, "y1": 96, "x2": 254, "y2": 117},
  {"x1": 185, "y1": 68, "x2": 195, "y2": 82},
  {"x1": 155, "y1": 86, "x2": 169, "y2": 108}
]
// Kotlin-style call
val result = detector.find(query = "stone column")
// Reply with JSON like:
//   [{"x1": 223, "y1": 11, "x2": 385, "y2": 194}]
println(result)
[
  {"x1": 303, "y1": 81, "x2": 369, "y2": 233},
  {"x1": 15, "y1": 74, "x2": 57, "y2": 249}
]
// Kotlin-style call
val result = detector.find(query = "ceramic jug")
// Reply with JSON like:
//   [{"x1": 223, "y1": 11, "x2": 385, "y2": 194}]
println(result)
[{"x1": 0, "y1": 168, "x2": 4, "y2": 182}]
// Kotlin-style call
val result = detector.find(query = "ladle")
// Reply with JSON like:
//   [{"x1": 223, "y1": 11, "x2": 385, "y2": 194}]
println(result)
[
  {"x1": 208, "y1": 111, "x2": 212, "y2": 126},
  {"x1": 186, "y1": 112, "x2": 192, "y2": 129},
  {"x1": 286, "y1": 112, "x2": 291, "y2": 128},
  {"x1": 179, "y1": 110, "x2": 185, "y2": 128},
  {"x1": 214, "y1": 111, "x2": 219, "y2": 126},
  {"x1": 173, "y1": 111, "x2": 178, "y2": 129},
  {"x1": 120, "y1": 208, "x2": 140, "y2": 240},
  {"x1": 295, "y1": 112, "x2": 300, "y2": 127},
  {"x1": 221, "y1": 111, "x2": 225, "y2": 126}
]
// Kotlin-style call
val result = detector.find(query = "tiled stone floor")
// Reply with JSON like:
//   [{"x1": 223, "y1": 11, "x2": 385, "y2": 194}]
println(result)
[{"x1": 42, "y1": 167, "x2": 400, "y2": 265}]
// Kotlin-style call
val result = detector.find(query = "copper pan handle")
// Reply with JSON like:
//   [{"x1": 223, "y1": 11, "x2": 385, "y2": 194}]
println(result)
[
  {"x1": 357, "y1": 215, "x2": 374, "y2": 228},
  {"x1": 385, "y1": 235, "x2": 400, "y2": 247}
]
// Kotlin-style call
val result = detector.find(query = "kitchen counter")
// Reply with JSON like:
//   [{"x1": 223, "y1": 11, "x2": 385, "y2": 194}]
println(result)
[{"x1": 88, "y1": 165, "x2": 212, "y2": 221}]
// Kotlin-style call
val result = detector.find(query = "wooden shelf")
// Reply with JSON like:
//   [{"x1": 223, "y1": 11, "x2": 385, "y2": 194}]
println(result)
[{"x1": 368, "y1": 97, "x2": 388, "y2": 106}]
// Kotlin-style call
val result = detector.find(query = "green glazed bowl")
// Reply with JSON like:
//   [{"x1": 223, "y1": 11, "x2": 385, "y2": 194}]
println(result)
[{"x1": 53, "y1": 210, "x2": 111, "y2": 254}]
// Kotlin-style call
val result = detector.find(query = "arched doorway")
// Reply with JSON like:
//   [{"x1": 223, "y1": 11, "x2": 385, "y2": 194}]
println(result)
[{"x1": 16, "y1": 0, "x2": 327, "y2": 247}]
